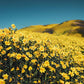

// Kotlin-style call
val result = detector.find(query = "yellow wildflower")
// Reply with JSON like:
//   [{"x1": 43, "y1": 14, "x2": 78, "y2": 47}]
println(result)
[
  {"x1": 1, "y1": 50, "x2": 6, "y2": 55},
  {"x1": 40, "y1": 67, "x2": 46, "y2": 73},
  {"x1": 9, "y1": 77, "x2": 12, "y2": 82},
  {"x1": 28, "y1": 54, "x2": 32, "y2": 58},
  {"x1": 23, "y1": 65, "x2": 27, "y2": 69},
  {"x1": 49, "y1": 66, "x2": 55, "y2": 72},
  {"x1": 2, "y1": 73, "x2": 9, "y2": 80},
  {"x1": 23, "y1": 39, "x2": 27, "y2": 44},
  {"x1": 21, "y1": 68, "x2": 25, "y2": 73},
  {"x1": 39, "y1": 46, "x2": 44, "y2": 51},
  {"x1": 55, "y1": 64, "x2": 60, "y2": 68},
  {"x1": 6, "y1": 47, "x2": 12, "y2": 50},
  {"x1": 43, "y1": 60, "x2": 50, "y2": 67},
  {"x1": 31, "y1": 59, "x2": 37, "y2": 63},
  {"x1": 69, "y1": 71, "x2": 74, "y2": 77},
  {"x1": 5, "y1": 41, "x2": 10, "y2": 45},
  {"x1": 10, "y1": 52, "x2": 16, "y2": 58},
  {"x1": 11, "y1": 24, "x2": 16, "y2": 28},
  {"x1": 11, "y1": 67, "x2": 14, "y2": 71},
  {"x1": 16, "y1": 53, "x2": 22, "y2": 60},
  {"x1": 81, "y1": 75, "x2": 84, "y2": 78},
  {"x1": 60, "y1": 61, "x2": 64, "y2": 65},
  {"x1": 0, "y1": 69, "x2": 3, "y2": 73},
  {"x1": 22, "y1": 54, "x2": 26, "y2": 58},
  {"x1": 17, "y1": 75, "x2": 21, "y2": 77},
  {"x1": 33, "y1": 81, "x2": 37, "y2": 84},
  {"x1": 60, "y1": 72, "x2": 70, "y2": 80},
  {"x1": 38, "y1": 80, "x2": 41, "y2": 83},
  {"x1": 37, "y1": 39, "x2": 41, "y2": 43},
  {"x1": 20, "y1": 77, "x2": 23, "y2": 80},
  {"x1": 29, "y1": 46, "x2": 36, "y2": 51},
  {"x1": 75, "y1": 79, "x2": 78, "y2": 82},
  {"x1": 23, "y1": 47, "x2": 28, "y2": 51},
  {"x1": 62, "y1": 64, "x2": 66, "y2": 69},
  {"x1": 26, "y1": 74, "x2": 30, "y2": 78},
  {"x1": 25, "y1": 57, "x2": 29, "y2": 61},
  {"x1": 28, "y1": 66, "x2": 32, "y2": 71},
  {"x1": 16, "y1": 67, "x2": 20, "y2": 70},
  {"x1": 53, "y1": 76, "x2": 56, "y2": 78},
  {"x1": 0, "y1": 79, "x2": 5, "y2": 84},
  {"x1": 65, "y1": 82, "x2": 70, "y2": 84},
  {"x1": 59, "y1": 79, "x2": 64, "y2": 84},
  {"x1": 0, "y1": 46, "x2": 3, "y2": 51},
  {"x1": 75, "y1": 71, "x2": 79, "y2": 75},
  {"x1": 26, "y1": 52, "x2": 30, "y2": 55},
  {"x1": 42, "y1": 53, "x2": 48, "y2": 58}
]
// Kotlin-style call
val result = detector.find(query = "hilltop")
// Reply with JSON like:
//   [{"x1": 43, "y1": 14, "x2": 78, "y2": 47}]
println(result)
[{"x1": 17, "y1": 20, "x2": 84, "y2": 37}]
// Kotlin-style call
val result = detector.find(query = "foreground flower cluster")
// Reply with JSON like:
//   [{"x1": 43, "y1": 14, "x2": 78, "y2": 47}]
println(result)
[{"x1": 0, "y1": 25, "x2": 84, "y2": 84}]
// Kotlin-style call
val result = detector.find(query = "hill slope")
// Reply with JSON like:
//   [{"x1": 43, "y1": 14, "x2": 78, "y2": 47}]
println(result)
[{"x1": 17, "y1": 20, "x2": 84, "y2": 37}]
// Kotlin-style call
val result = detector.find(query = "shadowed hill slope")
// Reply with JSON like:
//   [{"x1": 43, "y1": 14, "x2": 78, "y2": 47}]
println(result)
[{"x1": 17, "y1": 20, "x2": 84, "y2": 37}]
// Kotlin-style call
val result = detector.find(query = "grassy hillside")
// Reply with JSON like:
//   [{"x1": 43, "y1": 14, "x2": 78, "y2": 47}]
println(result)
[{"x1": 18, "y1": 20, "x2": 84, "y2": 37}]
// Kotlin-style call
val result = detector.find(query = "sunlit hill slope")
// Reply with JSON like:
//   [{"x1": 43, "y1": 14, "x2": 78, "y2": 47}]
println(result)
[{"x1": 18, "y1": 20, "x2": 84, "y2": 37}]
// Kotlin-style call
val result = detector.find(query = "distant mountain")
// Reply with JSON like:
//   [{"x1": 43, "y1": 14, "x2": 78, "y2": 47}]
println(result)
[{"x1": 18, "y1": 20, "x2": 84, "y2": 37}]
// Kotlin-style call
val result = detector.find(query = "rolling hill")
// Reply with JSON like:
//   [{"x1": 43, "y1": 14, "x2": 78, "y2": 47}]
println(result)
[{"x1": 17, "y1": 20, "x2": 84, "y2": 37}]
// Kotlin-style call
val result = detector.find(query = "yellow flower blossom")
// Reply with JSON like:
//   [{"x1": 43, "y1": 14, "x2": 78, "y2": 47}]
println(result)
[
  {"x1": 11, "y1": 24, "x2": 16, "y2": 28},
  {"x1": 2, "y1": 73, "x2": 8, "y2": 80},
  {"x1": 40, "y1": 67, "x2": 46, "y2": 73},
  {"x1": 22, "y1": 54, "x2": 26, "y2": 58},
  {"x1": 68, "y1": 71, "x2": 74, "y2": 77},
  {"x1": 33, "y1": 81, "x2": 37, "y2": 83},
  {"x1": 11, "y1": 67, "x2": 14, "y2": 71},
  {"x1": 25, "y1": 57, "x2": 29, "y2": 61},
  {"x1": 65, "y1": 82, "x2": 70, "y2": 84},
  {"x1": 5, "y1": 41, "x2": 10, "y2": 45},
  {"x1": 39, "y1": 46, "x2": 44, "y2": 51},
  {"x1": 43, "y1": 60, "x2": 50, "y2": 67},
  {"x1": 6, "y1": 47, "x2": 12, "y2": 50},
  {"x1": 0, "y1": 69, "x2": 3, "y2": 73},
  {"x1": 1, "y1": 50, "x2": 6, "y2": 55},
  {"x1": 17, "y1": 82, "x2": 21, "y2": 84},
  {"x1": 16, "y1": 67, "x2": 19, "y2": 70},
  {"x1": 10, "y1": 52, "x2": 16, "y2": 58},
  {"x1": 17, "y1": 75, "x2": 21, "y2": 77},
  {"x1": 59, "y1": 79, "x2": 64, "y2": 84},
  {"x1": 60, "y1": 72, "x2": 70, "y2": 80},
  {"x1": 38, "y1": 80, "x2": 41, "y2": 83},
  {"x1": 31, "y1": 59, "x2": 37, "y2": 63},
  {"x1": 28, "y1": 66, "x2": 32, "y2": 71},
  {"x1": 62, "y1": 64, "x2": 66, "y2": 69},
  {"x1": 0, "y1": 79, "x2": 5, "y2": 84},
  {"x1": 81, "y1": 75, "x2": 84, "y2": 78},
  {"x1": 0, "y1": 46, "x2": 3, "y2": 51},
  {"x1": 49, "y1": 66, "x2": 55, "y2": 72},
  {"x1": 21, "y1": 68, "x2": 25, "y2": 73},
  {"x1": 28, "y1": 54, "x2": 32, "y2": 58},
  {"x1": 26, "y1": 52, "x2": 32, "y2": 58},
  {"x1": 23, "y1": 65, "x2": 27, "y2": 69},
  {"x1": 60, "y1": 61, "x2": 64, "y2": 65},
  {"x1": 9, "y1": 77, "x2": 12, "y2": 82},
  {"x1": 16, "y1": 53, "x2": 22, "y2": 60},
  {"x1": 55, "y1": 64, "x2": 60, "y2": 68},
  {"x1": 20, "y1": 77, "x2": 23, "y2": 80},
  {"x1": 23, "y1": 39, "x2": 27, "y2": 44}
]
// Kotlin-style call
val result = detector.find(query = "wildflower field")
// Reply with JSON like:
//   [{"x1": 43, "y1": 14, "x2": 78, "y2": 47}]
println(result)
[{"x1": 0, "y1": 24, "x2": 84, "y2": 84}]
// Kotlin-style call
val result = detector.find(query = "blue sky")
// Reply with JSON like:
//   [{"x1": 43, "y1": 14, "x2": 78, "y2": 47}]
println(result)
[{"x1": 0, "y1": 0, "x2": 84, "y2": 29}]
